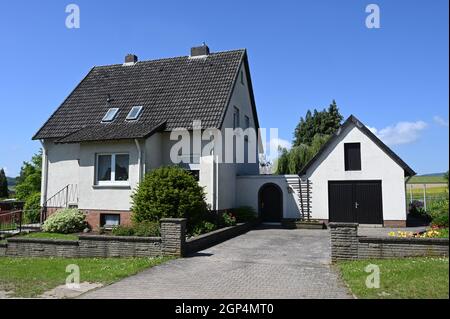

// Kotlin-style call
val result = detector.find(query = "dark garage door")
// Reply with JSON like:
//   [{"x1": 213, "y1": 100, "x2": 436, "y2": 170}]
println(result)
[{"x1": 328, "y1": 181, "x2": 383, "y2": 224}]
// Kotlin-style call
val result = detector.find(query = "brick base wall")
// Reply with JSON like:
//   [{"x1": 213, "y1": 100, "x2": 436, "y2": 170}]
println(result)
[
  {"x1": 84, "y1": 210, "x2": 132, "y2": 231},
  {"x1": 330, "y1": 222, "x2": 449, "y2": 261},
  {"x1": 383, "y1": 220, "x2": 407, "y2": 227}
]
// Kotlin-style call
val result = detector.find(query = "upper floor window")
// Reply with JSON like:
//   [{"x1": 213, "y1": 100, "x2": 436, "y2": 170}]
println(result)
[
  {"x1": 344, "y1": 143, "x2": 361, "y2": 171},
  {"x1": 96, "y1": 153, "x2": 129, "y2": 185},
  {"x1": 126, "y1": 106, "x2": 143, "y2": 121},
  {"x1": 233, "y1": 106, "x2": 240, "y2": 129},
  {"x1": 240, "y1": 70, "x2": 244, "y2": 85},
  {"x1": 244, "y1": 115, "x2": 250, "y2": 129},
  {"x1": 102, "y1": 108, "x2": 119, "y2": 122}
]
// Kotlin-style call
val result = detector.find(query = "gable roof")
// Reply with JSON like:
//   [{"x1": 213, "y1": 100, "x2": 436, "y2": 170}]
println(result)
[
  {"x1": 33, "y1": 49, "x2": 259, "y2": 142},
  {"x1": 298, "y1": 115, "x2": 416, "y2": 177}
]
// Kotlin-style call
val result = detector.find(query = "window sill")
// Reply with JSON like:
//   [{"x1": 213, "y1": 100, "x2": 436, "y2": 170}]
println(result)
[{"x1": 92, "y1": 185, "x2": 131, "y2": 190}]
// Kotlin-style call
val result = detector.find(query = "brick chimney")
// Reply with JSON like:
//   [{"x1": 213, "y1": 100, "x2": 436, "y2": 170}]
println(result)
[
  {"x1": 190, "y1": 44, "x2": 210, "y2": 57},
  {"x1": 124, "y1": 54, "x2": 138, "y2": 64}
]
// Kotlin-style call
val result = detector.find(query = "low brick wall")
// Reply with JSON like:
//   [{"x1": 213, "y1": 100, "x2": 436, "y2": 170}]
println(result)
[
  {"x1": 185, "y1": 221, "x2": 257, "y2": 255},
  {"x1": 78, "y1": 235, "x2": 161, "y2": 258},
  {"x1": 330, "y1": 222, "x2": 449, "y2": 261},
  {"x1": 6, "y1": 238, "x2": 80, "y2": 258},
  {"x1": 358, "y1": 237, "x2": 449, "y2": 259},
  {"x1": 1, "y1": 218, "x2": 187, "y2": 258}
]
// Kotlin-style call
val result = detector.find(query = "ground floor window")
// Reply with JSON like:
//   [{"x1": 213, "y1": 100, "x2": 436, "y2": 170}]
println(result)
[
  {"x1": 96, "y1": 153, "x2": 129, "y2": 185},
  {"x1": 100, "y1": 214, "x2": 121, "y2": 229}
]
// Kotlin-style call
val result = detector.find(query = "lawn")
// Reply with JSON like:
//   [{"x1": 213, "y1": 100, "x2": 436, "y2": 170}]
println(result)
[
  {"x1": 0, "y1": 257, "x2": 171, "y2": 298},
  {"x1": 19, "y1": 232, "x2": 79, "y2": 241},
  {"x1": 337, "y1": 257, "x2": 449, "y2": 299}
]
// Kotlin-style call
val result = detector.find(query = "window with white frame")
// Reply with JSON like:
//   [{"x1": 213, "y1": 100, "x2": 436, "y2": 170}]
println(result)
[
  {"x1": 96, "y1": 153, "x2": 129, "y2": 185},
  {"x1": 233, "y1": 106, "x2": 240, "y2": 129}
]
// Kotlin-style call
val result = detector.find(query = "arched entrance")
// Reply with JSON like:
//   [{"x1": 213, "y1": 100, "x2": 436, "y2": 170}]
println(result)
[{"x1": 258, "y1": 183, "x2": 283, "y2": 222}]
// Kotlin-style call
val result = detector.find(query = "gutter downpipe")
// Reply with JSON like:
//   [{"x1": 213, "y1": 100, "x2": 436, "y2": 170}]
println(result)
[
  {"x1": 39, "y1": 140, "x2": 49, "y2": 221},
  {"x1": 134, "y1": 139, "x2": 142, "y2": 183}
]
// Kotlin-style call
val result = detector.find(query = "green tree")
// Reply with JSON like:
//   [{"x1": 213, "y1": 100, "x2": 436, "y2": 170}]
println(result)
[
  {"x1": 15, "y1": 150, "x2": 42, "y2": 201},
  {"x1": 0, "y1": 168, "x2": 8, "y2": 198},
  {"x1": 278, "y1": 101, "x2": 342, "y2": 174},
  {"x1": 293, "y1": 100, "x2": 343, "y2": 147}
]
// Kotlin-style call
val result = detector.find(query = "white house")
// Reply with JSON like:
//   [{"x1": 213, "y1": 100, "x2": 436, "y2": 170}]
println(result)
[
  {"x1": 33, "y1": 45, "x2": 261, "y2": 229},
  {"x1": 33, "y1": 45, "x2": 415, "y2": 229}
]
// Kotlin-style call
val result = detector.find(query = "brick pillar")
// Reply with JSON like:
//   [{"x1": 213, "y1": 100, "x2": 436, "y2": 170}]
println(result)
[
  {"x1": 329, "y1": 222, "x2": 359, "y2": 262},
  {"x1": 160, "y1": 218, "x2": 187, "y2": 257}
]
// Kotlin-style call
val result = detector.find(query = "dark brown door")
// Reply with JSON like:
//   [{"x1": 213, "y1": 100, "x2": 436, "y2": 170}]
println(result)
[
  {"x1": 259, "y1": 184, "x2": 282, "y2": 222},
  {"x1": 328, "y1": 181, "x2": 383, "y2": 224}
]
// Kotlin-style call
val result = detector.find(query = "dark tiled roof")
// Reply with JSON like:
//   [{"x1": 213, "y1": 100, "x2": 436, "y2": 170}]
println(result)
[
  {"x1": 33, "y1": 49, "x2": 249, "y2": 141},
  {"x1": 298, "y1": 115, "x2": 416, "y2": 177},
  {"x1": 56, "y1": 120, "x2": 166, "y2": 143}
]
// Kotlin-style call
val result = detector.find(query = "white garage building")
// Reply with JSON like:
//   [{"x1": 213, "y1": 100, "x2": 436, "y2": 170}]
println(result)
[{"x1": 237, "y1": 115, "x2": 415, "y2": 227}]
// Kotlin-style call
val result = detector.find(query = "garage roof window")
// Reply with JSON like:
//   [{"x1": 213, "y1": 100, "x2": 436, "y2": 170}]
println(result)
[{"x1": 344, "y1": 143, "x2": 361, "y2": 171}]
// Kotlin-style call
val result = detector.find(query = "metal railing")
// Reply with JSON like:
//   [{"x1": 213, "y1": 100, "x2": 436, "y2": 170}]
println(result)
[
  {"x1": 0, "y1": 210, "x2": 22, "y2": 233},
  {"x1": 41, "y1": 184, "x2": 78, "y2": 223}
]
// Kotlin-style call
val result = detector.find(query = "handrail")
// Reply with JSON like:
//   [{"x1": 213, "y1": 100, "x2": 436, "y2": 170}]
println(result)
[{"x1": 41, "y1": 184, "x2": 78, "y2": 223}]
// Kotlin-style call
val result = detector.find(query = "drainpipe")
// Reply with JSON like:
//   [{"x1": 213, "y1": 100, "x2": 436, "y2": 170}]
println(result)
[
  {"x1": 39, "y1": 140, "x2": 49, "y2": 207},
  {"x1": 134, "y1": 139, "x2": 142, "y2": 183}
]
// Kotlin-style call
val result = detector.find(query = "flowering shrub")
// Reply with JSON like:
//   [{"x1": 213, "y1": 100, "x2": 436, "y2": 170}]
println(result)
[
  {"x1": 220, "y1": 212, "x2": 237, "y2": 227},
  {"x1": 389, "y1": 226, "x2": 449, "y2": 239},
  {"x1": 42, "y1": 208, "x2": 87, "y2": 234}
]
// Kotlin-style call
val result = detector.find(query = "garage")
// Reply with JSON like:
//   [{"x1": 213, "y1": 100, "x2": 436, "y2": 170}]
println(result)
[{"x1": 328, "y1": 180, "x2": 383, "y2": 224}]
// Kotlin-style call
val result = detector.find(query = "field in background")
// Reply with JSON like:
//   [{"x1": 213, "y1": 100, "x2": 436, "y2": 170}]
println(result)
[{"x1": 408, "y1": 174, "x2": 447, "y2": 184}]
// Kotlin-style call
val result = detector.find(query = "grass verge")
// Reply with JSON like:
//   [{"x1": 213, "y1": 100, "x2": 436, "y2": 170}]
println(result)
[
  {"x1": 18, "y1": 232, "x2": 79, "y2": 241},
  {"x1": 0, "y1": 256, "x2": 171, "y2": 298},
  {"x1": 337, "y1": 257, "x2": 449, "y2": 299}
]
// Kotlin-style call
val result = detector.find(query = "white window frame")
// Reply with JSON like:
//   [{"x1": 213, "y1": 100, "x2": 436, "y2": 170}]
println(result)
[
  {"x1": 102, "y1": 108, "x2": 120, "y2": 122},
  {"x1": 95, "y1": 153, "x2": 130, "y2": 186},
  {"x1": 126, "y1": 105, "x2": 143, "y2": 121}
]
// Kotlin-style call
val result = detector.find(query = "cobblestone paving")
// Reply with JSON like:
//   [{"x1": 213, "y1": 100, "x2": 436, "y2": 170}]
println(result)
[{"x1": 80, "y1": 227, "x2": 352, "y2": 299}]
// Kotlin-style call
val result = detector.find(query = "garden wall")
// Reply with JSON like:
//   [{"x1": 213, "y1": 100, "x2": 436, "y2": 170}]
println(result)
[
  {"x1": 330, "y1": 223, "x2": 449, "y2": 261},
  {"x1": 1, "y1": 218, "x2": 184, "y2": 258},
  {"x1": 185, "y1": 221, "x2": 257, "y2": 255},
  {"x1": 1, "y1": 218, "x2": 257, "y2": 258}
]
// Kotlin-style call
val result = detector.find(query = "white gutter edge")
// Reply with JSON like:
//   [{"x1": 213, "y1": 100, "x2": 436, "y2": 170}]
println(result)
[
  {"x1": 39, "y1": 140, "x2": 49, "y2": 207},
  {"x1": 134, "y1": 139, "x2": 142, "y2": 183}
]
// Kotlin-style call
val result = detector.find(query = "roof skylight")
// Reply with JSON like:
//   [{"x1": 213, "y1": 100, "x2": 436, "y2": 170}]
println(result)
[
  {"x1": 126, "y1": 106, "x2": 143, "y2": 121},
  {"x1": 102, "y1": 108, "x2": 119, "y2": 122}
]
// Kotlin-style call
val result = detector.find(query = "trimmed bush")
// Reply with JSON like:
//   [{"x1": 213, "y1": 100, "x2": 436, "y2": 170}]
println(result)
[
  {"x1": 23, "y1": 192, "x2": 41, "y2": 223},
  {"x1": 231, "y1": 206, "x2": 257, "y2": 222},
  {"x1": 42, "y1": 208, "x2": 86, "y2": 234},
  {"x1": 131, "y1": 166, "x2": 208, "y2": 231},
  {"x1": 111, "y1": 221, "x2": 160, "y2": 237}
]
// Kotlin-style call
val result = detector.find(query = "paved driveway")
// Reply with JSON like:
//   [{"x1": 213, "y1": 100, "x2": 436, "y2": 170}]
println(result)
[{"x1": 80, "y1": 227, "x2": 352, "y2": 299}]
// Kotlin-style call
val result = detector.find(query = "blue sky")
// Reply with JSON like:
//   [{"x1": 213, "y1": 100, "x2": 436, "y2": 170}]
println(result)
[{"x1": 0, "y1": 0, "x2": 448, "y2": 176}]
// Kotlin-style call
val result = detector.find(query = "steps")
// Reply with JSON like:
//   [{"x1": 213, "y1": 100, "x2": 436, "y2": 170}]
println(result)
[{"x1": 286, "y1": 176, "x2": 312, "y2": 220}]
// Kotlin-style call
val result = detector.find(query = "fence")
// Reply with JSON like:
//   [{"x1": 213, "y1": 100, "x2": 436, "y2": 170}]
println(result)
[
  {"x1": 406, "y1": 183, "x2": 448, "y2": 211},
  {"x1": 0, "y1": 210, "x2": 22, "y2": 232}
]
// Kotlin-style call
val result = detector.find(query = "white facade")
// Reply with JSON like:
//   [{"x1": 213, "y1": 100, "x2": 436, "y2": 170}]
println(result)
[
  {"x1": 302, "y1": 123, "x2": 408, "y2": 223},
  {"x1": 41, "y1": 60, "x2": 260, "y2": 214}
]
